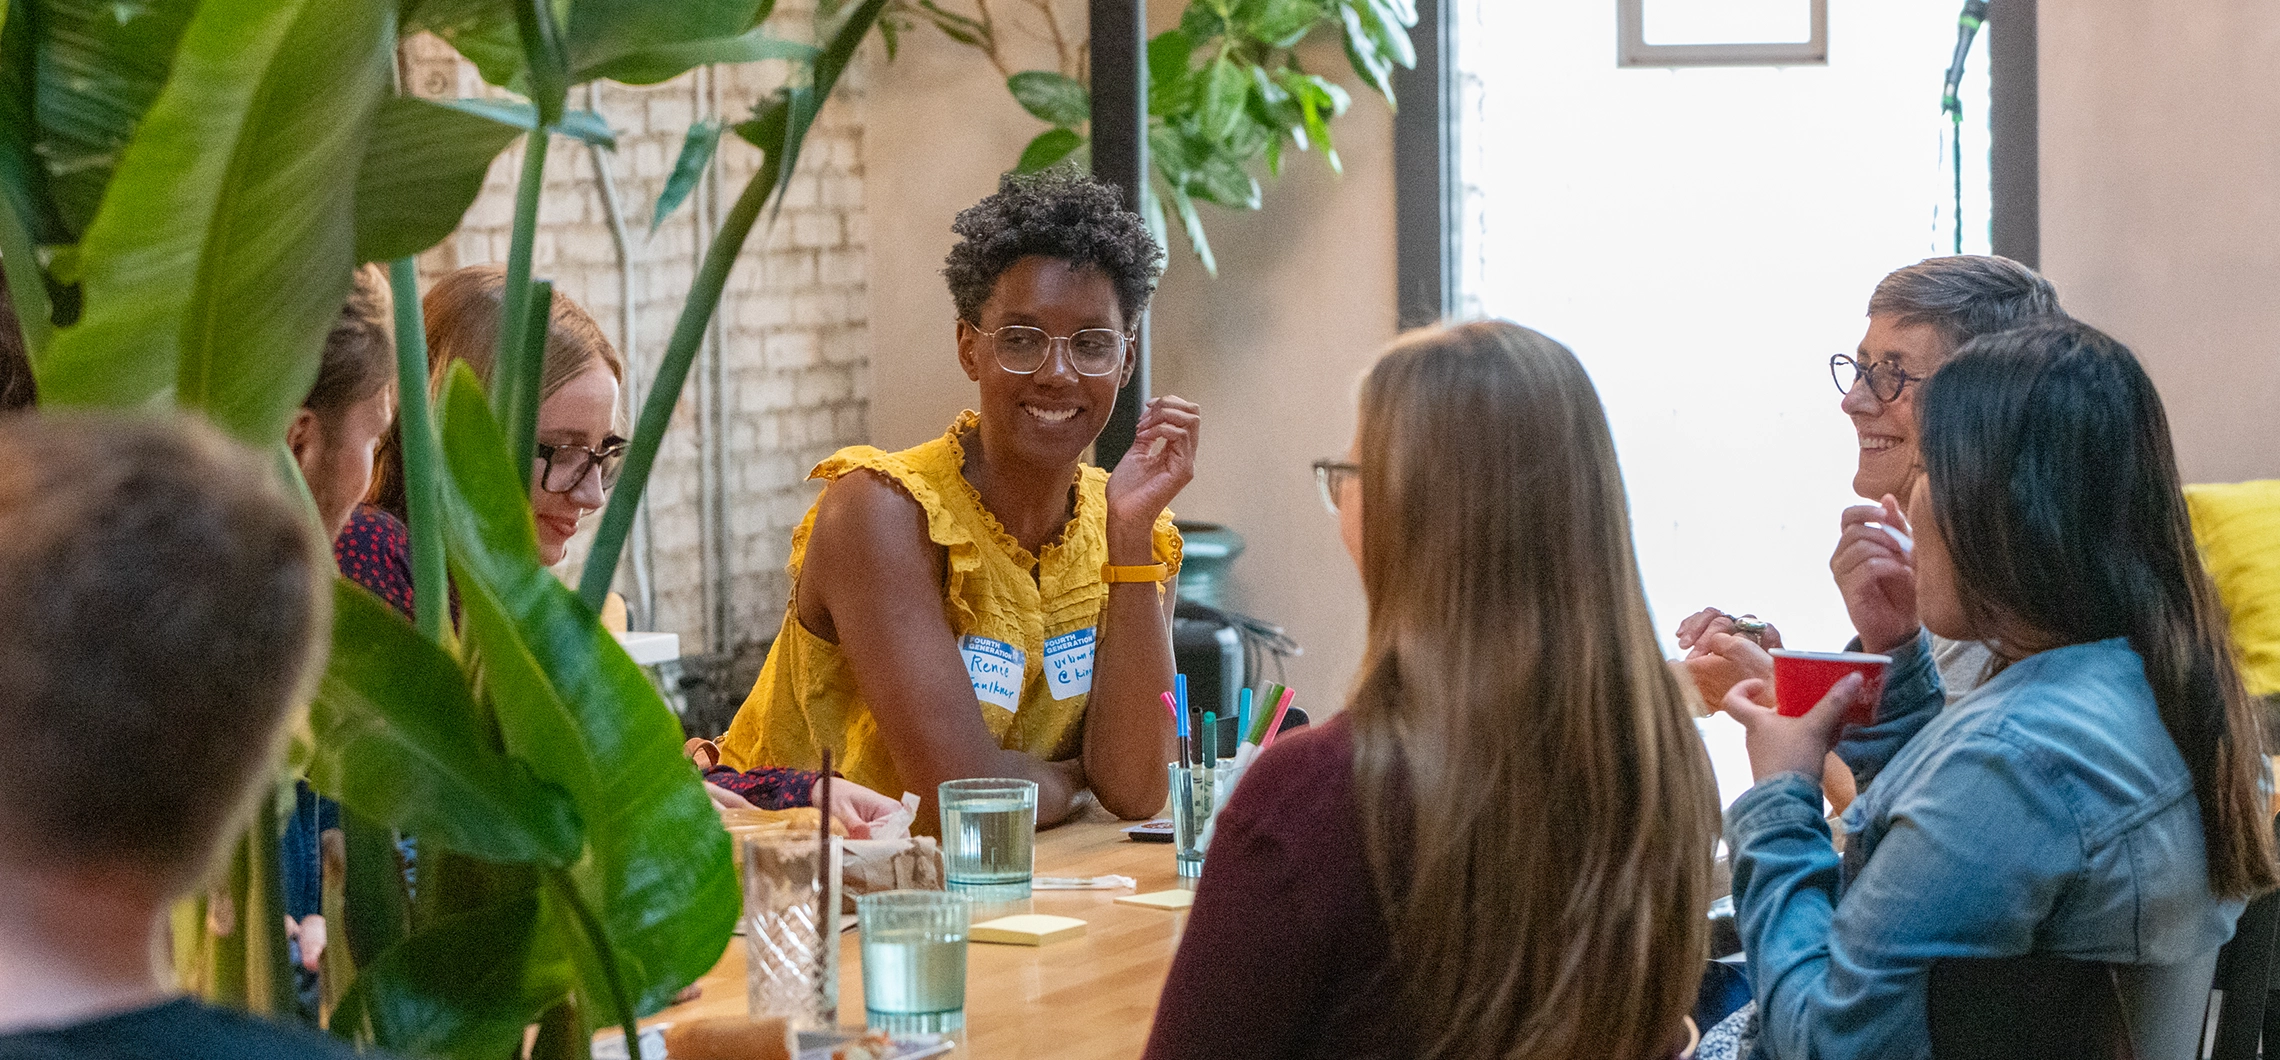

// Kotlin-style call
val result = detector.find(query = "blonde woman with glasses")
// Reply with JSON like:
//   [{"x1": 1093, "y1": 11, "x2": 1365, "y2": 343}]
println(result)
[{"x1": 1144, "y1": 320, "x2": 1720, "y2": 1060}]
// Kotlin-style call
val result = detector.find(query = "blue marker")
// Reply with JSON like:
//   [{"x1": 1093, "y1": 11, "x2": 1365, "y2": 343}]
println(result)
[{"x1": 1237, "y1": 687, "x2": 1254, "y2": 749}]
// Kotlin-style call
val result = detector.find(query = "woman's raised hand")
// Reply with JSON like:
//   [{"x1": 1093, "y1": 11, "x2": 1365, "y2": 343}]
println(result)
[
  {"x1": 1105, "y1": 395, "x2": 1200, "y2": 552},
  {"x1": 1831, "y1": 496, "x2": 1919, "y2": 654}
]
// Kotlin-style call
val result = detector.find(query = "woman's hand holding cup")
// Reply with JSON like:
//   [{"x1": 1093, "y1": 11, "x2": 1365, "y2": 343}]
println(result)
[{"x1": 1723, "y1": 673, "x2": 1864, "y2": 784}]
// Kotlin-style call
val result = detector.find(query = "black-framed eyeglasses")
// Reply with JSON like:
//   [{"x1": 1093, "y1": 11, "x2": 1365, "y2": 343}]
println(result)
[
  {"x1": 534, "y1": 436, "x2": 629, "y2": 494},
  {"x1": 1313, "y1": 459, "x2": 1359, "y2": 515},
  {"x1": 967, "y1": 322, "x2": 1130, "y2": 377},
  {"x1": 1830, "y1": 353, "x2": 1926, "y2": 403}
]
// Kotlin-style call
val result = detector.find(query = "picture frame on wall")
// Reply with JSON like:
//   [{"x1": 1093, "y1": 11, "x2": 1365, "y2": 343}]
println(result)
[{"x1": 1617, "y1": 0, "x2": 1829, "y2": 67}]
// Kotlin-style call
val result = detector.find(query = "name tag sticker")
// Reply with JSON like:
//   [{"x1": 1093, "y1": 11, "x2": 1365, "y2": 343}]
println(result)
[
  {"x1": 960, "y1": 635, "x2": 1026, "y2": 712},
  {"x1": 1043, "y1": 627, "x2": 1097, "y2": 700}
]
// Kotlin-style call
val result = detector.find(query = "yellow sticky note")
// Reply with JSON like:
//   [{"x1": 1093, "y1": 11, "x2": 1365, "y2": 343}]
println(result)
[
  {"x1": 969, "y1": 914, "x2": 1087, "y2": 945},
  {"x1": 1114, "y1": 890, "x2": 1195, "y2": 911}
]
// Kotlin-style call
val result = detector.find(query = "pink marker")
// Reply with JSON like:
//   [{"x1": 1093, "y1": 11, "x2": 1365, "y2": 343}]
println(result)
[{"x1": 1258, "y1": 688, "x2": 1298, "y2": 750}]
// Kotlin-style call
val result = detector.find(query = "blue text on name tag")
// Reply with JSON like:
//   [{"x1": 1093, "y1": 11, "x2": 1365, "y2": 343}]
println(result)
[
  {"x1": 960, "y1": 635, "x2": 1025, "y2": 712},
  {"x1": 1043, "y1": 627, "x2": 1097, "y2": 700}
]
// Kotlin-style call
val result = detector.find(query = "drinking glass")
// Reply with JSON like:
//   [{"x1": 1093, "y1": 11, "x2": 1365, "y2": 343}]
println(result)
[
  {"x1": 938, "y1": 778, "x2": 1038, "y2": 899},
  {"x1": 743, "y1": 831, "x2": 840, "y2": 1030},
  {"x1": 1168, "y1": 763, "x2": 1222, "y2": 878},
  {"x1": 857, "y1": 890, "x2": 970, "y2": 1035}
]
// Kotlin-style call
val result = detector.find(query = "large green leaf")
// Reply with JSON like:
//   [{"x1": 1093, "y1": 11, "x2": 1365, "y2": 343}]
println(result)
[
  {"x1": 0, "y1": 0, "x2": 53, "y2": 354},
  {"x1": 332, "y1": 889, "x2": 576, "y2": 1060},
  {"x1": 407, "y1": 0, "x2": 524, "y2": 90},
  {"x1": 34, "y1": 0, "x2": 394, "y2": 446},
  {"x1": 31, "y1": 0, "x2": 196, "y2": 237},
  {"x1": 1008, "y1": 70, "x2": 1088, "y2": 128},
  {"x1": 309, "y1": 578, "x2": 586, "y2": 867},
  {"x1": 566, "y1": 0, "x2": 774, "y2": 84},
  {"x1": 436, "y1": 368, "x2": 738, "y2": 1019},
  {"x1": 580, "y1": 24, "x2": 812, "y2": 86},
  {"x1": 354, "y1": 97, "x2": 526, "y2": 264}
]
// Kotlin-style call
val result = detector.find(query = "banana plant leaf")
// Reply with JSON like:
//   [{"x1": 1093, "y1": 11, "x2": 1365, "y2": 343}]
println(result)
[
  {"x1": 416, "y1": 0, "x2": 792, "y2": 93},
  {"x1": 330, "y1": 887, "x2": 577, "y2": 1060},
  {"x1": 354, "y1": 97, "x2": 528, "y2": 263},
  {"x1": 566, "y1": 0, "x2": 778, "y2": 83},
  {"x1": 32, "y1": 0, "x2": 395, "y2": 447},
  {"x1": 28, "y1": 0, "x2": 196, "y2": 236},
  {"x1": 308, "y1": 578, "x2": 587, "y2": 867},
  {"x1": 435, "y1": 366, "x2": 738, "y2": 1021}
]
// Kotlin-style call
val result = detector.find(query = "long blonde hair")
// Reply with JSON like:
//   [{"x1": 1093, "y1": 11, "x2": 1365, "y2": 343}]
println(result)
[{"x1": 1349, "y1": 321, "x2": 1719, "y2": 1060}]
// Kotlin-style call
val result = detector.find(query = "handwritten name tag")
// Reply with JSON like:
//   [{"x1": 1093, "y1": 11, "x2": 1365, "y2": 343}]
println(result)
[
  {"x1": 960, "y1": 635, "x2": 1025, "y2": 712},
  {"x1": 1043, "y1": 627, "x2": 1097, "y2": 700}
]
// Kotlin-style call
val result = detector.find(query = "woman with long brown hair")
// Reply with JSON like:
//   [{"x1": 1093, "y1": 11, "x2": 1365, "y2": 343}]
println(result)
[{"x1": 1142, "y1": 320, "x2": 1721, "y2": 1059}]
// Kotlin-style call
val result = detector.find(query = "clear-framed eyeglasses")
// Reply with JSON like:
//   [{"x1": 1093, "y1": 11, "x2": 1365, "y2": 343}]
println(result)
[
  {"x1": 1312, "y1": 459, "x2": 1359, "y2": 515},
  {"x1": 968, "y1": 322, "x2": 1130, "y2": 377},
  {"x1": 534, "y1": 436, "x2": 629, "y2": 494},
  {"x1": 1830, "y1": 353, "x2": 1926, "y2": 403}
]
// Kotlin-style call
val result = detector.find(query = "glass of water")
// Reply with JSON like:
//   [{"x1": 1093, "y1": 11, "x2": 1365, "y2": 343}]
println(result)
[
  {"x1": 938, "y1": 778, "x2": 1038, "y2": 899},
  {"x1": 743, "y1": 831, "x2": 840, "y2": 1030},
  {"x1": 857, "y1": 890, "x2": 969, "y2": 1034}
]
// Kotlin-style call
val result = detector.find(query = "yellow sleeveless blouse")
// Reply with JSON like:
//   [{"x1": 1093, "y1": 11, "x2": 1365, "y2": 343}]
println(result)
[{"x1": 716, "y1": 411, "x2": 1182, "y2": 813}]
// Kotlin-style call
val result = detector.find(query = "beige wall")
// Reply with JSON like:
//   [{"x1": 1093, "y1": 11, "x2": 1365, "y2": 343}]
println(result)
[
  {"x1": 864, "y1": 18, "x2": 1393, "y2": 706},
  {"x1": 2040, "y1": 0, "x2": 2280, "y2": 485}
]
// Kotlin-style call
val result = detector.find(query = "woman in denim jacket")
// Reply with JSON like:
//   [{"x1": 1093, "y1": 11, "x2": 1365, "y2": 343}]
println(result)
[{"x1": 1714, "y1": 320, "x2": 2276, "y2": 1060}]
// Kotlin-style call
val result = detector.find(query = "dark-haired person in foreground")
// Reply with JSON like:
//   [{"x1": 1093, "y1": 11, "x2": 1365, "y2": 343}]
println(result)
[
  {"x1": 0, "y1": 414, "x2": 356, "y2": 1058},
  {"x1": 1706, "y1": 319, "x2": 2271, "y2": 1060},
  {"x1": 714, "y1": 171, "x2": 1195, "y2": 827},
  {"x1": 1677, "y1": 255, "x2": 2063, "y2": 706}
]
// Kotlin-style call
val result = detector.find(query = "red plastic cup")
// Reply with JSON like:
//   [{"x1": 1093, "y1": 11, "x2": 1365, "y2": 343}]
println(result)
[{"x1": 1770, "y1": 649, "x2": 1890, "y2": 726}]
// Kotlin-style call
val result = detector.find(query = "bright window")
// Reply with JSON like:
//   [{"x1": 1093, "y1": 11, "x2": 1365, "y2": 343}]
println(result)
[{"x1": 1456, "y1": 0, "x2": 1991, "y2": 657}]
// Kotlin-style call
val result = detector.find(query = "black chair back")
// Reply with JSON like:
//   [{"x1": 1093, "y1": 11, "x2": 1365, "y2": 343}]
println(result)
[
  {"x1": 2203, "y1": 815, "x2": 2280, "y2": 1060},
  {"x1": 1927, "y1": 954, "x2": 2131, "y2": 1060}
]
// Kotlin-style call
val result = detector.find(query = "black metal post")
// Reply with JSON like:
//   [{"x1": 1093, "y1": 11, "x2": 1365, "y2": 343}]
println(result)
[
  {"x1": 1989, "y1": 0, "x2": 2038, "y2": 267},
  {"x1": 1091, "y1": 0, "x2": 1147, "y2": 468},
  {"x1": 1392, "y1": 0, "x2": 1455, "y2": 329}
]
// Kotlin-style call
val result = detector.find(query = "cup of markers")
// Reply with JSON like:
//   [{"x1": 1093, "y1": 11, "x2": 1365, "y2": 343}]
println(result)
[{"x1": 1163, "y1": 676, "x2": 1298, "y2": 877}]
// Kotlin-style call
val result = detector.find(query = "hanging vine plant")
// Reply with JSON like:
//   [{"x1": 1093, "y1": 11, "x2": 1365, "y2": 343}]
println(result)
[{"x1": 879, "y1": 0, "x2": 1418, "y2": 274}]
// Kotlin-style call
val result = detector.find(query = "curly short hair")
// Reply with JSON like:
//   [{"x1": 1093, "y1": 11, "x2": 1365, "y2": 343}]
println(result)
[{"x1": 942, "y1": 170, "x2": 1165, "y2": 327}]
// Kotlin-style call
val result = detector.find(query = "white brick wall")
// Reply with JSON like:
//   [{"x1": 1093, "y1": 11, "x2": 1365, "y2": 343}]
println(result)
[{"x1": 398, "y1": 15, "x2": 871, "y2": 701}]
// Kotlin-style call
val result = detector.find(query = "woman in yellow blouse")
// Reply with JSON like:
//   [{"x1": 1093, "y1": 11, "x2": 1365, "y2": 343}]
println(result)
[{"x1": 717, "y1": 172, "x2": 1194, "y2": 827}]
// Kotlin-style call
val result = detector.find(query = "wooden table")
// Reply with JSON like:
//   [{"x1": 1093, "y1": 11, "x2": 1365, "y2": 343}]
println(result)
[{"x1": 653, "y1": 807, "x2": 1189, "y2": 1059}]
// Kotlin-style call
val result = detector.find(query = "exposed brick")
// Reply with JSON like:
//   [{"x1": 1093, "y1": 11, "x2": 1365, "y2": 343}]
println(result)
[{"x1": 408, "y1": 4, "x2": 874, "y2": 678}]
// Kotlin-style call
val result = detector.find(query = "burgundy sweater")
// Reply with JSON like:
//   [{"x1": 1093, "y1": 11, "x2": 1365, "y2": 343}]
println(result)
[{"x1": 1141, "y1": 715, "x2": 1407, "y2": 1060}]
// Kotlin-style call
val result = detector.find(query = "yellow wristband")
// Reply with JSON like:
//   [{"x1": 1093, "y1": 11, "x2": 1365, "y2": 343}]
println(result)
[{"x1": 1101, "y1": 562, "x2": 1170, "y2": 584}]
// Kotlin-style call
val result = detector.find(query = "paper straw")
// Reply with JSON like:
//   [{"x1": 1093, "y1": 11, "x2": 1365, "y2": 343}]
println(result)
[
  {"x1": 815, "y1": 748, "x2": 833, "y2": 988},
  {"x1": 1259, "y1": 688, "x2": 1298, "y2": 749}
]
